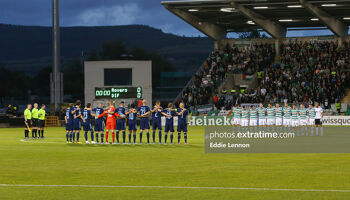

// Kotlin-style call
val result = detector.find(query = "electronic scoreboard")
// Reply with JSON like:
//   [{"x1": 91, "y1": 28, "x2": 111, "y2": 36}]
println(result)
[{"x1": 95, "y1": 87, "x2": 142, "y2": 99}]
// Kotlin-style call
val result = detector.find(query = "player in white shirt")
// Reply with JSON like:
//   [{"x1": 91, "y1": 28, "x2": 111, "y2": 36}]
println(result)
[
  {"x1": 266, "y1": 104, "x2": 275, "y2": 132},
  {"x1": 240, "y1": 106, "x2": 249, "y2": 132},
  {"x1": 241, "y1": 106, "x2": 249, "y2": 132},
  {"x1": 307, "y1": 104, "x2": 316, "y2": 136},
  {"x1": 275, "y1": 103, "x2": 283, "y2": 133},
  {"x1": 232, "y1": 104, "x2": 241, "y2": 133},
  {"x1": 299, "y1": 104, "x2": 308, "y2": 136},
  {"x1": 257, "y1": 103, "x2": 266, "y2": 132},
  {"x1": 283, "y1": 103, "x2": 292, "y2": 132},
  {"x1": 291, "y1": 104, "x2": 299, "y2": 135},
  {"x1": 249, "y1": 106, "x2": 258, "y2": 133},
  {"x1": 314, "y1": 103, "x2": 324, "y2": 136}
]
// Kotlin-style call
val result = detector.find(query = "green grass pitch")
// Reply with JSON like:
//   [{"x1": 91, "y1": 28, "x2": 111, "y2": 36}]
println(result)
[{"x1": 0, "y1": 126, "x2": 349, "y2": 199}]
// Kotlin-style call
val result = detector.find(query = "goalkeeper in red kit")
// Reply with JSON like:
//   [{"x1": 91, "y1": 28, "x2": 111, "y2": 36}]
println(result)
[{"x1": 98, "y1": 101, "x2": 120, "y2": 144}]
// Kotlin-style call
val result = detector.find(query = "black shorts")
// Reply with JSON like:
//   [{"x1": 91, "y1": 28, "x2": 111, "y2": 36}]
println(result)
[
  {"x1": 38, "y1": 120, "x2": 45, "y2": 128},
  {"x1": 25, "y1": 120, "x2": 32, "y2": 128},
  {"x1": 32, "y1": 118, "x2": 38, "y2": 127},
  {"x1": 315, "y1": 119, "x2": 322, "y2": 125}
]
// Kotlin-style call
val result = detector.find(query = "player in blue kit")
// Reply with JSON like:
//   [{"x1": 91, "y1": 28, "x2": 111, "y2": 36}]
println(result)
[
  {"x1": 137, "y1": 99, "x2": 151, "y2": 144},
  {"x1": 71, "y1": 100, "x2": 82, "y2": 143},
  {"x1": 92, "y1": 102, "x2": 105, "y2": 144},
  {"x1": 151, "y1": 101, "x2": 163, "y2": 144},
  {"x1": 114, "y1": 101, "x2": 126, "y2": 144},
  {"x1": 82, "y1": 103, "x2": 96, "y2": 144},
  {"x1": 162, "y1": 103, "x2": 177, "y2": 144},
  {"x1": 126, "y1": 104, "x2": 138, "y2": 144},
  {"x1": 65, "y1": 103, "x2": 74, "y2": 143},
  {"x1": 177, "y1": 102, "x2": 189, "y2": 144}
]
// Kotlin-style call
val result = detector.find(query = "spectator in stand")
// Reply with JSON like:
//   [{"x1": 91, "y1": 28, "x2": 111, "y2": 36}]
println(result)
[
  {"x1": 137, "y1": 99, "x2": 143, "y2": 107},
  {"x1": 213, "y1": 94, "x2": 218, "y2": 108},
  {"x1": 180, "y1": 40, "x2": 350, "y2": 109},
  {"x1": 244, "y1": 40, "x2": 350, "y2": 105},
  {"x1": 180, "y1": 43, "x2": 275, "y2": 108},
  {"x1": 6, "y1": 105, "x2": 15, "y2": 115}
]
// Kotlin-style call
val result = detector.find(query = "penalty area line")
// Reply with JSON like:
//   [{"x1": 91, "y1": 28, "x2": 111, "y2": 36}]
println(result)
[{"x1": 0, "y1": 184, "x2": 349, "y2": 192}]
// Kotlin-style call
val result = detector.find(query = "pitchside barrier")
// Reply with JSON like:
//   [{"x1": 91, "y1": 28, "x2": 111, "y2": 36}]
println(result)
[
  {"x1": 186, "y1": 116, "x2": 350, "y2": 126},
  {"x1": 53, "y1": 116, "x2": 350, "y2": 127},
  {"x1": 45, "y1": 116, "x2": 59, "y2": 127}
]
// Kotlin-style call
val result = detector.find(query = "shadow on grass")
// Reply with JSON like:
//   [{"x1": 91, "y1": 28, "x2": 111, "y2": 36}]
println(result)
[{"x1": 66, "y1": 143, "x2": 202, "y2": 149}]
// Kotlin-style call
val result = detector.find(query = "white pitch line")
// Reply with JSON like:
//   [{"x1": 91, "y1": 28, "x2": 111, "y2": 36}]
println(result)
[
  {"x1": 0, "y1": 184, "x2": 349, "y2": 192},
  {"x1": 20, "y1": 139, "x2": 61, "y2": 144}
]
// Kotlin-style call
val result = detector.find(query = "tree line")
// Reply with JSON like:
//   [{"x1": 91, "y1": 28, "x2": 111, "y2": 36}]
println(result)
[{"x1": 0, "y1": 40, "x2": 173, "y2": 104}]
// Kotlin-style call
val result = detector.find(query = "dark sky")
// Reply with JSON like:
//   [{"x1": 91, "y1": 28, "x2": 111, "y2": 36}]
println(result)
[
  {"x1": 0, "y1": 0, "x2": 338, "y2": 37},
  {"x1": 0, "y1": 0, "x2": 205, "y2": 36}
]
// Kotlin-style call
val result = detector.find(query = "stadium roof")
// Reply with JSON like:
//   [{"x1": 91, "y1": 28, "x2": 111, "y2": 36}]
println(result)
[{"x1": 161, "y1": 0, "x2": 350, "y2": 39}]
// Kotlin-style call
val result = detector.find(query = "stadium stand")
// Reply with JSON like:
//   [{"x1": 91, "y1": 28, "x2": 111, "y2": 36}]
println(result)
[
  {"x1": 177, "y1": 39, "x2": 350, "y2": 113},
  {"x1": 180, "y1": 43, "x2": 275, "y2": 108},
  {"x1": 246, "y1": 40, "x2": 350, "y2": 104},
  {"x1": 163, "y1": 0, "x2": 350, "y2": 115}
]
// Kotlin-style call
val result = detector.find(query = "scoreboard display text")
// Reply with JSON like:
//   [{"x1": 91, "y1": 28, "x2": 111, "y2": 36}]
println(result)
[{"x1": 95, "y1": 87, "x2": 142, "y2": 99}]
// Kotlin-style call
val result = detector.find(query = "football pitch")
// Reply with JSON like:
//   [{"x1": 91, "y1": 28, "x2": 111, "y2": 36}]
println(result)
[{"x1": 0, "y1": 127, "x2": 349, "y2": 200}]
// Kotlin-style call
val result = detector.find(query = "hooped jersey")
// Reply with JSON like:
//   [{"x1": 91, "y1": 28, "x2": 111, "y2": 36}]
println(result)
[
  {"x1": 241, "y1": 109, "x2": 248, "y2": 119},
  {"x1": 307, "y1": 108, "x2": 316, "y2": 119},
  {"x1": 267, "y1": 107, "x2": 275, "y2": 119},
  {"x1": 283, "y1": 107, "x2": 291, "y2": 119},
  {"x1": 233, "y1": 107, "x2": 241, "y2": 119},
  {"x1": 258, "y1": 107, "x2": 266, "y2": 119},
  {"x1": 291, "y1": 109, "x2": 299, "y2": 120},
  {"x1": 249, "y1": 108, "x2": 257, "y2": 119},
  {"x1": 299, "y1": 109, "x2": 307, "y2": 120},
  {"x1": 275, "y1": 107, "x2": 283, "y2": 119}
]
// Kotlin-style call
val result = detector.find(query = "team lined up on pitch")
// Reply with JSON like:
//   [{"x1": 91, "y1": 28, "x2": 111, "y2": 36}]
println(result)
[
  {"x1": 231, "y1": 102, "x2": 324, "y2": 136},
  {"x1": 65, "y1": 100, "x2": 189, "y2": 144}
]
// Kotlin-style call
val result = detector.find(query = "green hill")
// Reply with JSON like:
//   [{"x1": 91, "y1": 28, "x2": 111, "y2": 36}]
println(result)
[{"x1": 0, "y1": 23, "x2": 213, "y2": 75}]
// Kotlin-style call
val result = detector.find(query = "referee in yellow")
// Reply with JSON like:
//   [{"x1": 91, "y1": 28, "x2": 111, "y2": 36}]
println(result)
[
  {"x1": 38, "y1": 104, "x2": 46, "y2": 138},
  {"x1": 31, "y1": 103, "x2": 39, "y2": 139},
  {"x1": 24, "y1": 104, "x2": 32, "y2": 139}
]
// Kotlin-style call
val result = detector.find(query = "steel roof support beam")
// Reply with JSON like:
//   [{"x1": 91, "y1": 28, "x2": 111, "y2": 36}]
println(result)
[
  {"x1": 300, "y1": 0, "x2": 348, "y2": 38},
  {"x1": 231, "y1": 2, "x2": 286, "y2": 39},
  {"x1": 162, "y1": 4, "x2": 227, "y2": 40}
]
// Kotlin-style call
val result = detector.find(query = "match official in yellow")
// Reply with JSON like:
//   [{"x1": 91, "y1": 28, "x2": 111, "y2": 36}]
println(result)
[
  {"x1": 24, "y1": 104, "x2": 32, "y2": 139},
  {"x1": 38, "y1": 104, "x2": 46, "y2": 138},
  {"x1": 31, "y1": 103, "x2": 39, "y2": 138}
]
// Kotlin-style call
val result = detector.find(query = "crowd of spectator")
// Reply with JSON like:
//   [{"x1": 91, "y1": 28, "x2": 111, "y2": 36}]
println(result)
[
  {"x1": 6, "y1": 105, "x2": 17, "y2": 116},
  {"x1": 179, "y1": 40, "x2": 350, "y2": 110},
  {"x1": 180, "y1": 43, "x2": 275, "y2": 108},
  {"x1": 242, "y1": 40, "x2": 350, "y2": 107}
]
